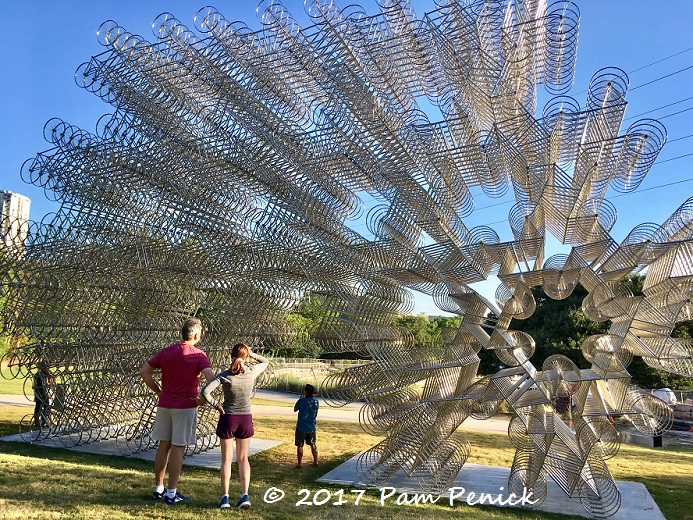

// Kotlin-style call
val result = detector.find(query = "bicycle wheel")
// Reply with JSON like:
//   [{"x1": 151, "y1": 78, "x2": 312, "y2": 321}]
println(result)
[{"x1": 19, "y1": 413, "x2": 44, "y2": 442}]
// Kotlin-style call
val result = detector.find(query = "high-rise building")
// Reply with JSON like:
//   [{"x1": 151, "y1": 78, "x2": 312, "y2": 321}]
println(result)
[{"x1": 0, "y1": 190, "x2": 31, "y2": 252}]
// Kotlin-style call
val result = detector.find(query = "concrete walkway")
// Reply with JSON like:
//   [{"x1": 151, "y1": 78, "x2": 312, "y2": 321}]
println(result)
[
  {"x1": 251, "y1": 389, "x2": 511, "y2": 432},
  {"x1": 0, "y1": 390, "x2": 512, "y2": 433},
  {"x1": 318, "y1": 455, "x2": 665, "y2": 520},
  {"x1": 0, "y1": 393, "x2": 32, "y2": 407}
]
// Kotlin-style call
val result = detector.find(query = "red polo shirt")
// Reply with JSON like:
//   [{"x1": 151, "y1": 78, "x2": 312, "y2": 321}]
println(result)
[{"x1": 148, "y1": 342, "x2": 211, "y2": 409}]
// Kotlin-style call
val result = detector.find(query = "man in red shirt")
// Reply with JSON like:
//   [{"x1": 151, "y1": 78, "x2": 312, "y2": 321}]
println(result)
[{"x1": 140, "y1": 318, "x2": 215, "y2": 505}]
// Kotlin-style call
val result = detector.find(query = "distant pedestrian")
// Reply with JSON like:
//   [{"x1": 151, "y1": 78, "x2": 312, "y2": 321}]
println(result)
[
  {"x1": 293, "y1": 384, "x2": 319, "y2": 469},
  {"x1": 201, "y1": 343, "x2": 269, "y2": 510},
  {"x1": 32, "y1": 362, "x2": 53, "y2": 428},
  {"x1": 140, "y1": 318, "x2": 215, "y2": 505}
]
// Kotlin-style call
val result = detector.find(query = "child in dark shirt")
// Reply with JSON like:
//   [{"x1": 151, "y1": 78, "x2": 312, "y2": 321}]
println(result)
[{"x1": 293, "y1": 384, "x2": 319, "y2": 468}]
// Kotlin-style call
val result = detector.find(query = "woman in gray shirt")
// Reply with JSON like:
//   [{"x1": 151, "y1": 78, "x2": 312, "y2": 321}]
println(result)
[{"x1": 201, "y1": 343, "x2": 269, "y2": 510}]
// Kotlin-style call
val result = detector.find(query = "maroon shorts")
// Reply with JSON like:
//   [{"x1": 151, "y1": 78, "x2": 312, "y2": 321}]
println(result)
[{"x1": 216, "y1": 413, "x2": 254, "y2": 439}]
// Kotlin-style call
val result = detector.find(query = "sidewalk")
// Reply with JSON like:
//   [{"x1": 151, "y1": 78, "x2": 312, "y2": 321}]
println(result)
[
  {"x1": 0, "y1": 390, "x2": 510, "y2": 433},
  {"x1": 263, "y1": 389, "x2": 512, "y2": 433},
  {"x1": 0, "y1": 394, "x2": 32, "y2": 407}
]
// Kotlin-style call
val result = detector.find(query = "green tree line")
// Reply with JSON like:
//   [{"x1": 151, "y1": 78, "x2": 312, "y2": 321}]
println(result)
[
  {"x1": 386, "y1": 276, "x2": 692, "y2": 390},
  {"x1": 2, "y1": 266, "x2": 691, "y2": 390},
  {"x1": 281, "y1": 276, "x2": 692, "y2": 390}
]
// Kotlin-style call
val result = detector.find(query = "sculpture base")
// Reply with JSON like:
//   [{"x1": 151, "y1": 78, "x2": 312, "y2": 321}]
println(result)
[{"x1": 317, "y1": 455, "x2": 664, "y2": 520}]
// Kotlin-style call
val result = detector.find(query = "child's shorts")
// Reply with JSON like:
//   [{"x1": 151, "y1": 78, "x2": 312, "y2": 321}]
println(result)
[{"x1": 295, "y1": 428, "x2": 316, "y2": 447}]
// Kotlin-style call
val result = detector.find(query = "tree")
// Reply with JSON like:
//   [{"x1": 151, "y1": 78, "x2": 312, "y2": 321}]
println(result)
[
  {"x1": 617, "y1": 274, "x2": 644, "y2": 297},
  {"x1": 507, "y1": 284, "x2": 608, "y2": 370},
  {"x1": 626, "y1": 358, "x2": 693, "y2": 389},
  {"x1": 495, "y1": 276, "x2": 693, "y2": 390},
  {"x1": 275, "y1": 293, "x2": 324, "y2": 358},
  {"x1": 618, "y1": 274, "x2": 693, "y2": 389},
  {"x1": 430, "y1": 315, "x2": 463, "y2": 332},
  {"x1": 392, "y1": 314, "x2": 436, "y2": 349}
]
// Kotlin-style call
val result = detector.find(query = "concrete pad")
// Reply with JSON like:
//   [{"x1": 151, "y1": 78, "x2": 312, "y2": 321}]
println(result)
[
  {"x1": 0, "y1": 432, "x2": 282, "y2": 469},
  {"x1": 317, "y1": 454, "x2": 664, "y2": 520}
]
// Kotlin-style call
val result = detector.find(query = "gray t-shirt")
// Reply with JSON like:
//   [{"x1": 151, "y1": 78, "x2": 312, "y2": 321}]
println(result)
[{"x1": 202, "y1": 354, "x2": 269, "y2": 414}]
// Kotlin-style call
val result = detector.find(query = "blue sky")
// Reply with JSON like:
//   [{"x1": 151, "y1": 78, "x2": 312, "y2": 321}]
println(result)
[{"x1": 2, "y1": 1, "x2": 693, "y2": 314}]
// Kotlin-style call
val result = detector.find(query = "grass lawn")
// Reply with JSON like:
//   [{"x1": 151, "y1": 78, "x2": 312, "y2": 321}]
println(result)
[
  {"x1": 250, "y1": 397, "x2": 295, "y2": 407},
  {"x1": 0, "y1": 404, "x2": 691, "y2": 520},
  {"x1": 0, "y1": 367, "x2": 26, "y2": 395}
]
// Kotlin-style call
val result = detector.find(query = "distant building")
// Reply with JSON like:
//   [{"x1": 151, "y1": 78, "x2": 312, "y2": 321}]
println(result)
[{"x1": 0, "y1": 190, "x2": 31, "y2": 252}]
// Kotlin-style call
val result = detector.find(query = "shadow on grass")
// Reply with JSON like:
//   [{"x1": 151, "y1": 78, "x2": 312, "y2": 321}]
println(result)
[{"x1": 0, "y1": 412, "x2": 691, "y2": 519}]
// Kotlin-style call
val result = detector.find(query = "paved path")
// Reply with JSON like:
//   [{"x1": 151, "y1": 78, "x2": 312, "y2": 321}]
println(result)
[
  {"x1": 249, "y1": 392, "x2": 510, "y2": 433},
  {"x1": 0, "y1": 390, "x2": 510, "y2": 433},
  {"x1": 0, "y1": 394, "x2": 33, "y2": 407}
]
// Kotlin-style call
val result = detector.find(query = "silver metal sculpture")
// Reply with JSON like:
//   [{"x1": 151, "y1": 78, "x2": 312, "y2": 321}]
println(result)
[{"x1": 1, "y1": 0, "x2": 691, "y2": 516}]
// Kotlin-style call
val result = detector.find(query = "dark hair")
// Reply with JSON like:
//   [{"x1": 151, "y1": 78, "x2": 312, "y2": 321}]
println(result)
[
  {"x1": 304, "y1": 384, "x2": 315, "y2": 396},
  {"x1": 230, "y1": 343, "x2": 250, "y2": 375},
  {"x1": 181, "y1": 318, "x2": 202, "y2": 341}
]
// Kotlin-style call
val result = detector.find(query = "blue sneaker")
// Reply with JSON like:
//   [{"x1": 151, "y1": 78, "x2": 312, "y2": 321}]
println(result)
[
  {"x1": 164, "y1": 491, "x2": 191, "y2": 505},
  {"x1": 220, "y1": 495, "x2": 230, "y2": 509},
  {"x1": 236, "y1": 494, "x2": 251, "y2": 509},
  {"x1": 153, "y1": 490, "x2": 165, "y2": 500}
]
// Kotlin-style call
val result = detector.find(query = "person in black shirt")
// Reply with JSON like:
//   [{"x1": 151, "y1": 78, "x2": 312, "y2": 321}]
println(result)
[{"x1": 33, "y1": 362, "x2": 53, "y2": 428}]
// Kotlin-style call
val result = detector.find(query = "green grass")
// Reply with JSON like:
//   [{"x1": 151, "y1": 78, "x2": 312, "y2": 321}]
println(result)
[
  {"x1": 0, "y1": 405, "x2": 691, "y2": 520},
  {"x1": 250, "y1": 397, "x2": 295, "y2": 407},
  {"x1": 0, "y1": 334, "x2": 9, "y2": 359},
  {"x1": 0, "y1": 368, "x2": 26, "y2": 395},
  {"x1": 0, "y1": 405, "x2": 29, "y2": 437}
]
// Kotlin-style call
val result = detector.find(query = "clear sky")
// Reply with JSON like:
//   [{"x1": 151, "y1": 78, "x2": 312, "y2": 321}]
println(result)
[{"x1": 2, "y1": 1, "x2": 693, "y2": 314}]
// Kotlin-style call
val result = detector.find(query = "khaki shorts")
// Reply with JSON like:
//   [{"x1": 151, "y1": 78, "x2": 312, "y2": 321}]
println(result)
[{"x1": 152, "y1": 407, "x2": 198, "y2": 446}]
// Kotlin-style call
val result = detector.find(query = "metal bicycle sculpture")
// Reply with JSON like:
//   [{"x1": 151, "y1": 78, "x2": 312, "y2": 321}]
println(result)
[{"x1": 1, "y1": 0, "x2": 692, "y2": 516}]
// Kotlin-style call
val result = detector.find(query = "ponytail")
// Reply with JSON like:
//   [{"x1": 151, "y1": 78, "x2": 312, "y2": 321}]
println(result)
[
  {"x1": 230, "y1": 358, "x2": 244, "y2": 375},
  {"x1": 229, "y1": 343, "x2": 250, "y2": 375}
]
